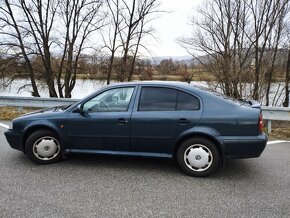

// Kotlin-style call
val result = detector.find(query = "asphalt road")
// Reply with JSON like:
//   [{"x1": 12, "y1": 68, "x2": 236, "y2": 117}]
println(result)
[{"x1": 0, "y1": 121, "x2": 289, "y2": 218}]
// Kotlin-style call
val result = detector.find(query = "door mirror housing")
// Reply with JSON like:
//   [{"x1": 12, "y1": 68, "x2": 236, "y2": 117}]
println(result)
[
  {"x1": 76, "y1": 104, "x2": 85, "y2": 115},
  {"x1": 75, "y1": 104, "x2": 89, "y2": 117}
]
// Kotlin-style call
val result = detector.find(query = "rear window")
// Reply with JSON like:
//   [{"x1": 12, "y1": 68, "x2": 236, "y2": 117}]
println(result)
[
  {"x1": 195, "y1": 85, "x2": 244, "y2": 105},
  {"x1": 138, "y1": 87, "x2": 200, "y2": 111}
]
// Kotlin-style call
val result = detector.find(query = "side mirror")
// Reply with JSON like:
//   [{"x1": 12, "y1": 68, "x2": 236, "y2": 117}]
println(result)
[
  {"x1": 76, "y1": 104, "x2": 85, "y2": 115},
  {"x1": 75, "y1": 104, "x2": 89, "y2": 117}
]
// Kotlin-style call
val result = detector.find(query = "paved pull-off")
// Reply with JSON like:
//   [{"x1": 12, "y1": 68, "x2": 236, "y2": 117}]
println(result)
[{"x1": 0, "y1": 121, "x2": 289, "y2": 217}]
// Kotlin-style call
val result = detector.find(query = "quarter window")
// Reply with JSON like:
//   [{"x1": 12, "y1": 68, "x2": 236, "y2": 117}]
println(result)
[
  {"x1": 177, "y1": 91, "x2": 200, "y2": 110},
  {"x1": 83, "y1": 87, "x2": 134, "y2": 112},
  {"x1": 138, "y1": 87, "x2": 200, "y2": 111}
]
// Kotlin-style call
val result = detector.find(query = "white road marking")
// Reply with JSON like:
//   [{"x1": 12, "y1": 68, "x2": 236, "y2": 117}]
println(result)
[
  {"x1": 267, "y1": 140, "x2": 290, "y2": 145},
  {"x1": 0, "y1": 123, "x2": 9, "y2": 129}
]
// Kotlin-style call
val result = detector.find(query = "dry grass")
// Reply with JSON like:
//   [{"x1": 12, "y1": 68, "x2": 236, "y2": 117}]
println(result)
[
  {"x1": 271, "y1": 128, "x2": 290, "y2": 139},
  {"x1": 0, "y1": 107, "x2": 38, "y2": 120}
]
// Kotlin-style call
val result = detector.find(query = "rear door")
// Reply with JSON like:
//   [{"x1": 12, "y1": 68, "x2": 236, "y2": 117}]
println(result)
[{"x1": 130, "y1": 85, "x2": 203, "y2": 154}]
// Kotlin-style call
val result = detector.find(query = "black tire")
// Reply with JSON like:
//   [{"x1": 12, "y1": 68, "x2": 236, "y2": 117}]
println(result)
[
  {"x1": 176, "y1": 137, "x2": 220, "y2": 177},
  {"x1": 25, "y1": 130, "x2": 62, "y2": 164}
]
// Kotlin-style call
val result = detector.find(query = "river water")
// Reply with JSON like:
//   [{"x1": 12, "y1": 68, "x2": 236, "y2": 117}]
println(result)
[
  {"x1": 0, "y1": 78, "x2": 288, "y2": 106},
  {"x1": 0, "y1": 79, "x2": 107, "y2": 99}
]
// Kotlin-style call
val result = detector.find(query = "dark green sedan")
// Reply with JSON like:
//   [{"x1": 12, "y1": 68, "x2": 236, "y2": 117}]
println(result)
[{"x1": 4, "y1": 81, "x2": 267, "y2": 177}]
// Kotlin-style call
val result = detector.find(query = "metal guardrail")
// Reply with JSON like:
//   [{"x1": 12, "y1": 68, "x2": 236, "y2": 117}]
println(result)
[
  {"x1": 0, "y1": 96, "x2": 289, "y2": 133},
  {"x1": 261, "y1": 106, "x2": 290, "y2": 133},
  {"x1": 0, "y1": 96, "x2": 79, "y2": 108}
]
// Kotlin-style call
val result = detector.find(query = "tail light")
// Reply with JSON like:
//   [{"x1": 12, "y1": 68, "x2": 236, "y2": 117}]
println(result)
[{"x1": 259, "y1": 113, "x2": 263, "y2": 133}]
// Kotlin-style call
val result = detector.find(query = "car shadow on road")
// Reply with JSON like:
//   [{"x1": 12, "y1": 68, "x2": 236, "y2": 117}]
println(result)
[
  {"x1": 63, "y1": 153, "x2": 255, "y2": 178},
  {"x1": 10, "y1": 152, "x2": 257, "y2": 179}
]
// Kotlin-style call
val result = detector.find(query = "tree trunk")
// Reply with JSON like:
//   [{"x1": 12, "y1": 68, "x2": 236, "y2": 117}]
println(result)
[
  {"x1": 64, "y1": 43, "x2": 74, "y2": 98},
  {"x1": 43, "y1": 41, "x2": 58, "y2": 97},
  {"x1": 253, "y1": 45, "x2": 260, "y2": 100},
  {"x1": 283, "y1": 49, "x2": 290, "y2": 107},
  {"x1": 107, "y1": 52, "x2": 115, "y2": 85},
  {"x1": 4, "y1": 0, "x2": 40, "y2": 97}
]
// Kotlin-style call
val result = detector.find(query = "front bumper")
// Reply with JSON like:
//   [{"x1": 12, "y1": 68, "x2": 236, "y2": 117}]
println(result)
[
  {"x1": 221, "y1": 133, "x2": 268, "y2": 159},
  {"x1": 4, "y1": 129, "x2": 24, "y2": 152}
]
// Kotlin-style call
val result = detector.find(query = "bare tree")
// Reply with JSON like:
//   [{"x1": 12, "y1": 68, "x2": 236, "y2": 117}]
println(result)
[
  {"x1": 0, "y1": 0, "x2": 40, "y2": 96},
  {"x1": 0, "y1": 0, "x2": 104, "y2": 98},
  {"x1": 179, "y1": 0, "x2": 289, "y2": 104},
  {"x1": 283, "y1": 49, "x2": 290, "y2": 106},
  {"x1": 178, "y1": 0, "x2": 253, "y2": 99},
  {"x1": 57, "y1": 0, "x2": 104, "y2": 97},
  {"x1": 19, "y1": 0, "x2": 59, "y2": 97},
  {"x1": 248, "y1": 0, "x2": 289, "y2": 101},
  {"x1": 101, "y1": 0, "x2": 124, "y2": 85},
  {"x1": 118, "y1": 0, "x2": 159, "y2": 82},
  {"x1": 264, "y1": 10, "x2": 286, "y2": 106},
  {"x1": 282, "y1": 22, "x2": 290, "y2": 107}
]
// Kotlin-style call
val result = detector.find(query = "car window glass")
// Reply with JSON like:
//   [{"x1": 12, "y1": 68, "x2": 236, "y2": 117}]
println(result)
[
  {"x1": 83, "y1": 87, "x2": 134, "y2": 112},
  {"x1": 177, "y1": 91, "x2": 200, "y2": 110},
  {"x1": 139, "y1": 87, "x2": 177, "y2": 111}
]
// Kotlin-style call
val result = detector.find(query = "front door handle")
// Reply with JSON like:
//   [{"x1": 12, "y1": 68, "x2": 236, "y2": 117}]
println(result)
[
  {"x1": 118, "y1": 118, "x2": 128, "y2": 124},
  {"x1": 178, "y1": 118, "x2": 191, "y2": 124}
]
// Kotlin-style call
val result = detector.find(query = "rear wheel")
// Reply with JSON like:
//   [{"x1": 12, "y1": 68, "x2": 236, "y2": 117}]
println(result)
[
  {"x1": 177, "y1": 137, "x2": 220, "y2": 177},
  {"x1": 25, "y1": 130, "x2": 62, "y2": 164}
]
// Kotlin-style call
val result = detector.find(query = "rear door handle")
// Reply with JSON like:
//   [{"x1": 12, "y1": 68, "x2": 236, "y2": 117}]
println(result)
[
  {"x1": 118, "y1": 118, "x2": 128, "y2": 124},
  {"x1": 178, "y1": 118, "x2": 191, "y2": 124}
]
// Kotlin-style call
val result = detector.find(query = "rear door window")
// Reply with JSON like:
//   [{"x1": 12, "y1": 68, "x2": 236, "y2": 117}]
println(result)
[
  {"x1": 139, "y1": 87, "x2": 177, "y2": 111},
  {"x1": 138, "y1": 87, "x2": 200, "y2": 111}
]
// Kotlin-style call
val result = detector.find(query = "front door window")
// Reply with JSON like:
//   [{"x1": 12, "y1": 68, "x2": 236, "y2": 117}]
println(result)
[{"x1": 83, "y1": 87, "x2": 134, "y2": 112}]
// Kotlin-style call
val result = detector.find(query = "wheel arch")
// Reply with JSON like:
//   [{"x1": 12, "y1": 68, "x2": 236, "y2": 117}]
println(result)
[
  {"x1": 173, "y1": 132, "x2": 225, "y2": 160},
  {"x1": 22, "y1": 125, "x2": 60, "y2": 153}
]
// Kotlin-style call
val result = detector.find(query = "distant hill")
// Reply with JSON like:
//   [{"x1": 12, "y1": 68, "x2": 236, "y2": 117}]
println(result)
[
  {"x1": 148, "y1": 55, "x2": 211, "y2": 66},
  {"x1": 150, "y1": 55, "x2": 193, "y2": 65}
]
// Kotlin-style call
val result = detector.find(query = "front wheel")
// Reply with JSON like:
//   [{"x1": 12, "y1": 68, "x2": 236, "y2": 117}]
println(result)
[
  {"x1": 177, "y1": 137, "x2": 220, "y2": 177},
  {"x1": 25, "y1": 130, "x2": 62, "y2": 164}
]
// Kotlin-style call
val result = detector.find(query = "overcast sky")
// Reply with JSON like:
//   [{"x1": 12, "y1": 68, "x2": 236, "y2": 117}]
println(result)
[{"x1": 148, "y1": 0, "x2": 203, "y2": 57}]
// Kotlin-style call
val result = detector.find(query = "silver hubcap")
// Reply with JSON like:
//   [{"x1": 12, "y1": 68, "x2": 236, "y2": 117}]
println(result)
[
  {"x1": 184, "y1": 144, "x2": 213, "y2": 172},
  {"x1": 32, "y1": 136, "x2": 60, "y2": 161}
]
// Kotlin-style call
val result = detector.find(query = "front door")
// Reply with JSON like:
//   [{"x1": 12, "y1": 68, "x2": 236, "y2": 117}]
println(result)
[{"x1": 67, "y1": 86, "x2": 136, "y2": 151}]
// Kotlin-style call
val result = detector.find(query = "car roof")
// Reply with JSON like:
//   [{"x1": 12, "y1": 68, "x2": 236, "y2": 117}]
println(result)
[
  {"x1": 108, "y1": 81, "x2": 194, "y2": 89},
  {"x1": 107, "y1": 81, "x2": 239, "y2": 106}
]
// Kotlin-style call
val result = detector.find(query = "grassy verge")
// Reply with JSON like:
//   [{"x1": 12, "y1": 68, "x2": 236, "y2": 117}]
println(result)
[
  {"x1": 271, "y1": 128, "x2": 290, "y2": 139},
  {"x1": 0, "y1": 107, "x2": 38, "y2": 120}
]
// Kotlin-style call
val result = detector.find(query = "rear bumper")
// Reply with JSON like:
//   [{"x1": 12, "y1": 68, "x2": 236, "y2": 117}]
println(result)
[
  {"x1": 221, "y1": 133, "x2": 268, "y2": 159},
  {"x1": 4, "y1": 129, "x2": 24, "y2": 152}
]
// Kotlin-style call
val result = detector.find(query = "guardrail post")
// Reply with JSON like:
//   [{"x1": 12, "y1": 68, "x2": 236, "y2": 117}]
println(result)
[
  {"x1": 267, "y1": 120, "x2": 272, "y2": 134},
  {"x1": 18, "y1": 106, "x2": 23, "y2": 113}
]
